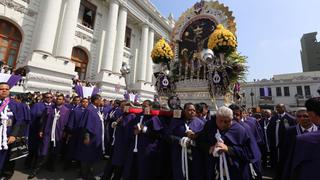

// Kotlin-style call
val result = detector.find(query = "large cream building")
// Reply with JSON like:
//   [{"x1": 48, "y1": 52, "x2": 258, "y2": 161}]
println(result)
[
  {"x1": 0, "y1": 0, "x2": 173, "y2": 99},
  {"x1": 242, "y1": 71, "x2": 320, "y2": 111}
]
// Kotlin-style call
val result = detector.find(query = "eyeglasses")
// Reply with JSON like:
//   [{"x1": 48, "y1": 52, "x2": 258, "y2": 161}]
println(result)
[
  {"x1": 297, "y1": 115, "x2": 309, "y2": 118},
  {"x1": 45, "y1": 96, "x2": 52, "y2": 99}
]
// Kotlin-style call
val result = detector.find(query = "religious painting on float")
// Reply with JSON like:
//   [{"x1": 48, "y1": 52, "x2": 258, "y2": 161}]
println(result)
[{"x1": 151, "y1": 0, "x2": 247, "y2": 110}]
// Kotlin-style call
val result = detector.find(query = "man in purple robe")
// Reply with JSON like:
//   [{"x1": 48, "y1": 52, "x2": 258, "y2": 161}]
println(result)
[
  {"x1": 28, "y1": 94, "x2": 70, "y2": 179},
  {"x1": 122, "y1": 100, "x2": 164, "y2": 180},
  {"x1": 64, "y1": 98, "x2": 89, "y2": 169},
  {"x1": 290, "y1": 97, "x2": 320, "y2": 180},
  {"x1": 105, "y1": 100, "x2": 121, "y2": 158},
  {"x1": 199, "y1": 106, "x2": 253, "y2": 180},
  {"x1": 229, "y1": 104, "x2": 262, "y2": 179},
  {"x1": 0, "y1": 82, "x2": 25, "y2": 179},
  {"x1": 25, "y1": 92, "x2": 53, "y2": 169},
  {"x1": 166, "y1": 102, "x2": 206, "y2": 180},
  {"x1": 102, "y1": 102, "x2": 136, "y2": 180},
  {"x1": 281, "y1": 107, "x2": 318, "y2": 180},
  {"x1": 65, "y1": 96, "x2": 81, "y2": 110},
  {"x1": 76, "y1": 94, "x2": 104, "y2": 180}
]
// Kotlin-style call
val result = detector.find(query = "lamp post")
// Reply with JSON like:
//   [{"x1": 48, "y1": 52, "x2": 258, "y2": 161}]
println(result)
[
  {"x1": 250, "y1": 91, "x2": 254, "y2": 108},
  {"x1": 295, "y1": 94, "x2": 299, "y2": 107},
  {"x1": 120, "y1": 62, "x2": 130, "y2": 91}
]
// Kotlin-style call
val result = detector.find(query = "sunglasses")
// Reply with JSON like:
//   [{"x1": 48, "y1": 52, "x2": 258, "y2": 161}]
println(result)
[
  {"x1": 45, "y1": 96, "x2": 52, "y2": 99},
  {"x1": 297, "y1": 115, "x2": 309, "y2": 118}
]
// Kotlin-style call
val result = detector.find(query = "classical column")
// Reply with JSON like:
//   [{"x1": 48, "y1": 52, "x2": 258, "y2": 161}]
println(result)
[
  {"x1": 100, "y1": 0, "x2": 119, "y2": 72},
  {"x1": 137, "y1": 24, "x2": 149, "y2": 82},
  {"x1": 146, "y1": 29, "x2": 154, "y2": 83},
  {"x1": 32, "y1": 0, "x2": 63, "y2": 54},
  {"x1": 54, "y1": 0, "x2": 81, "y2": 60},
  {"x1": 112, "y1": 6, "x2": 128, "y2": 74}
]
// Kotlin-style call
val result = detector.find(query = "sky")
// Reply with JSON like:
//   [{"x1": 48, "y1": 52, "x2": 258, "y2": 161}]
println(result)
[{"x1": 150, "y1": 0, "x2": 320, "y2": 81}]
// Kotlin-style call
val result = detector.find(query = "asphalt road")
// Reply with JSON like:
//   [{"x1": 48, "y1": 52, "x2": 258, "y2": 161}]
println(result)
[
  {"x1": 10, "y1": 158, "x2": 275, "y2": 180},
  {"x1": 11, "y1": 159, "x2": 105, "y2": 180}
]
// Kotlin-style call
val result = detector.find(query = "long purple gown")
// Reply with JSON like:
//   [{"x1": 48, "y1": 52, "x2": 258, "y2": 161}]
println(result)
[
  {"x1": 66, "y1": 106, "x2": 86, "y2": 159},
  {"x1": 38, "y1": 105, "x2": 70, "y2": 156},
  {"x1": 169, "y1": 116, "x2": 205, "y2": 180},
  {"x1": 111, "y1": 113, "x2": 136, "y2": 166},
  {"x1": 122, "y1": 114, "x2": 163, "y2": 180},
  {"x1": 28, "y1": 102, "x2": 52, "y2": 157},
  {"x1": 0, "y1": 100, "x2": 24, "y2": 170},
  {"x1": 291, "y1": 130, "x2": 320, "y2": 180},
  {"x1": 199, "y1": 116, "x2": 253, "y2": 180},
  {"x1": 76, "y1": 104, "x2": 104, "y2": 162}
]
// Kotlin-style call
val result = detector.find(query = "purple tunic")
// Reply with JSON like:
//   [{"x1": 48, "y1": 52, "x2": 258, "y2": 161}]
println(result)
[
  {"x1": 28, "y1": 102, "x2": 52, "y2": 153},
  {"x1": 38, "y1": 105, "x2": 70, "y2": 156},
  {"x1": 0, "y1": 100, "x2": 24, "y2": 170},
  {"x1": 199, "y1": 117, "x2": 252, "y2": 180},
  {"x1": 123, "y1": 114, "x2": 163, "y2": 180},
  {"x1": 291, "y1": 131, "x2": 320, "y2": 180},
  {"x1": 76, "y1": 104, "x2": 104, "y2": 162},
  {"x1": 169, "y1": 116, "x2": 205, "y2": 180},
  {"x1": 66, "y1": 106, "x2": 86, "y2": 159},
  {"x1": 238, "y1": 120, "x2": 262, "y2": 177},
  {"x1": 111, "y1": 113, "x2": 136, "y2": 166}
]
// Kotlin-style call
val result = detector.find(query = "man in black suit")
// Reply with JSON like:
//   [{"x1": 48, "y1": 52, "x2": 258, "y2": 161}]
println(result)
[
  {"x1": 268, "y1": 104, "x2": 296, "y2": 179},
  {"x1": 258, "y1": 109, "x2": 272, "y2": 168}
]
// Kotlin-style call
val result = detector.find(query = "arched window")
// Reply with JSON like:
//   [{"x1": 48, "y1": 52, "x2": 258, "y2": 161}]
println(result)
[
  {"x1": 71, "y1": 47, "x2": 88, "y2": 80},
  {"x1": 0, "y1": 19, "x2": 22, "y2": 69}
]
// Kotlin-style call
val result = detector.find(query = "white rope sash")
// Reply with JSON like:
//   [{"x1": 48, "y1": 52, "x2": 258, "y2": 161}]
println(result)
[
  {"x1": 0, "y1": 105, "x2": 9, "y2": 150},
  {"x1": 133, "y1": 115, "x2": 143, "y2": 152},
  {"x1": 98, "y1": 110, "x2": 105, "y2": 154},
  {"x1": 51, "y1": 108, "x2": 60, "y2": 147},
  {"x1": 111, "y1": 117, "x2": 122, "y2": 146},
  {"x1": 180, "y1": 123, "x2": 191, "y2": 180},
  {"x1": 213, "y1": 130, "x2": 230, "y2": 180}
]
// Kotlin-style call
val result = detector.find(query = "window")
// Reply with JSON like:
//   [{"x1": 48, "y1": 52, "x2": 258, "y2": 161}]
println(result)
[
  {"x1": 296, "y1": 86, "x2": 303, "y2": 96},
  {"x1": 125, "y1": 27, "x2": 132, "y2": 48},
  {"x1": 78, "y1": 0, "x2": 97, "y2": 29},
  {"x1": 284, "y1": 87, "x2": 290, "y2": 96},
  {"x1": 0, "y1": 19, "x2": 22, "y2": 70},
  {"x1": 276, "y1": 87, "x2": 282, "y2": 96},
  {"x1": 259, "y1": 87, "x2": 272, "y2": 97},
  {"x1": 71, "y1": 47, "x2": 88, "y2": 80},
  {"x1": 304, "y1": 86, "x2": 311, "y2": 97}
]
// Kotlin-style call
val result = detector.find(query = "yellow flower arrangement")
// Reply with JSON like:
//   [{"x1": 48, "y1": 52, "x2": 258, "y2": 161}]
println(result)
[
  {"x1": 207, "y1": 24, "x2": 237, "y2": 55},
  {"x1": 151, "y1": 38, "x2": 174, "y2": 64}
]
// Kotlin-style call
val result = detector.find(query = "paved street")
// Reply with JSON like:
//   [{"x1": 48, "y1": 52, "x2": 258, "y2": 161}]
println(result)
[
  {"x1": 11, "y1": 159, "x2": 105, "y2": 180},
  {"x1": 10, "y1": 158, "x2": 275, "y2": 180}
]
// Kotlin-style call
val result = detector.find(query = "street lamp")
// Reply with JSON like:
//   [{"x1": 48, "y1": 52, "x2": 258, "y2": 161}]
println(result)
[
  {"x1": 250, "y1": 91, "x2": 254, "y2": 108},
  {"x1": 120, "y1": 62, "x2": 130, "y2": 91},
  {"x1": 294, "y1": 94, "x2": 299, "y2": 107}
]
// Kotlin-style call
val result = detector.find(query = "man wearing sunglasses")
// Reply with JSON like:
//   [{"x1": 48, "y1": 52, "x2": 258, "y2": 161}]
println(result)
[
  {"x1": 25, "y1": 92, "x2": 53, "y2": 169},
  {"x1": 289, "y1": 98, "x2": 320, "y2": 180},
  {"x1": 281, "y1": 107, "x2": 318, "y2": 180}
]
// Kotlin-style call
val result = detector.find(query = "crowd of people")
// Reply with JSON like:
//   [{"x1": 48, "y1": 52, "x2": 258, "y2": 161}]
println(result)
[{"x1": 0, "y1": 81, "x2": 319, "y2": 180}]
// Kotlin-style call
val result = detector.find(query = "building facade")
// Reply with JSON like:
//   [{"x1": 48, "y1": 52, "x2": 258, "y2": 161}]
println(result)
[
  {"x1": 0, "y1": 0, "x2": 173, "y2": 99},
  {"x1": 242, "y1": 71, "x2": 320, "y2": 111},
  {"x1": 300, "y1": 32, "x2": 320, "y2": 72}
]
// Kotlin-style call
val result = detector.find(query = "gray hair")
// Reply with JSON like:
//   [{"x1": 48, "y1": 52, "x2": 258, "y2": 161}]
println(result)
[
  {"x1": 264, "y1": 109, "x2": 272, "y2": 114},
  {"x1": 216, "y1": 106, "x2": 233, "y2": 120},
  {"x1": 296, "y1": 107, "x2": 307, "y2": 115}
]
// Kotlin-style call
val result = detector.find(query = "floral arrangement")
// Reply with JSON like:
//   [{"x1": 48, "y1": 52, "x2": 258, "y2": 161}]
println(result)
[
  {"x1": 151, "y1": 38, "x2": 174, "y2": 64},
  {"x1": 207, "y1": 24, "x2": 237, "y2": 56},
  {"x1": 223, "y1": 52, "x2": 248, "y2": 89}
]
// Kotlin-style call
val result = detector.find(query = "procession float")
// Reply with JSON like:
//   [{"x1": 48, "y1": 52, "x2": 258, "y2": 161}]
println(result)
[{"x1": 152, "y1": 0, "x2": 247, "y2": 111}]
